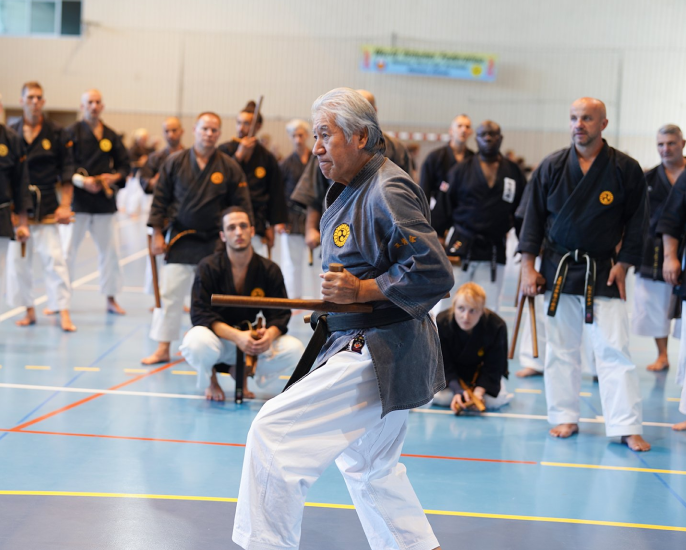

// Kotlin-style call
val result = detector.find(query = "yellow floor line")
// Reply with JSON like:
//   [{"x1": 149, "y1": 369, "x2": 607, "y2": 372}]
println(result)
[
  {"x1": 515, "y1": 389, "x2": 541, "y2": 394},
  {"x1": 25, "y1": 366, "x2": 50, "y2": 370},
  {"x1": 542, "y1": 462, "x2": 686, "y2": 476},
  {"x1": 124, "y1": 369, "x2": 147, "y2": 374},
  {"x1": 667, "y1": 398, "x2": 680, "y2": 403},
  {"x1": 579, "y1": 392, "x2": 592, "y2": 397},
  {"x1": 74, "y1": 367, "x2": 100, "y2": 372},
  {"x1": 171, "y1": 370, "x2": 196, "y2": 375},
  {"x1": 0, "y1": 491, "x2": 683, "y2": 532}
]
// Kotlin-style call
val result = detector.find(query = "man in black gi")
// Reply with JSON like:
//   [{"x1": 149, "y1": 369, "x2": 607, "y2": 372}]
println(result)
[
  {"x1": 6, "y1": 82, "x2": 76, "y2": 331},
  {"x1": 218, "y1": 101, "x2": 287, "y2": 258},
  {"x1": 139, "y1": 117, "x2": 185, "y2": 194},
  {"x1": 179, "y1": 207, "x2": 303, "y2": 401},
  {"x1": 64, "y1": 89, "x2": 130, "y2": 315},
  {"x1": 142, "y1": 112, "x2": 253, "y2": 365},
  {"x1": 519, "y1": 97, "x2": 650, "y2": 451},
  {"x1": 431, "y1": 120, "x2": 526, "y2": 314},
  {"x1": 419, "y1": 114, "x2": 474, "y2": 207},
  {"x1": 632, "y1": 124, "x2": 685, "y2": 371}
]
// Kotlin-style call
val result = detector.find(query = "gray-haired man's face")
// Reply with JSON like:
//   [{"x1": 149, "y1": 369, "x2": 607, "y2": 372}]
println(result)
[{"x1": 312, "y1": 113, "x2": 368, "y2": 185}]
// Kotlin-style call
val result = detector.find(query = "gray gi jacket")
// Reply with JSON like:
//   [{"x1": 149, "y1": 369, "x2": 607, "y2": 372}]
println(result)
[{"x1": 317, "y1": 153, "x2": 453, "y2": 417}]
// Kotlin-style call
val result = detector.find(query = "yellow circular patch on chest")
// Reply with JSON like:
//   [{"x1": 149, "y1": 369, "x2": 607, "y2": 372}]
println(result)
[
  {"x1": 477, "y1": 348, "x2": 485, "y2": 357},
  {"x1": 99, "y1": 138, "x2": 112, "y2": 152},
  {"x1": 41, "y1": 138, "x2": 52, "y2": 150},
  {"x1": 333, "y1": 223, "x2": 351, "y2": 248},
  {"x1": 211, "y1": 172, "x2": 224, "y2": 184},
  {"x1": 254, "y1": 166, "x2": 266, "y2": 179},
  {"x1": 599, "y1": 191, "x2": 614, "y2": 205},
  {"x1": 251, "y1": 287, "x2": 265, "y2": 298},
  {"x1": 0, "y1": 144, "x2": 8, "y2": 157}
]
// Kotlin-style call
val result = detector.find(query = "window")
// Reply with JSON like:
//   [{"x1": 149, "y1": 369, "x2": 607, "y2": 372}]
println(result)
[{"x1": 0, "y1": 0, "x2": 81, "y2": 36}]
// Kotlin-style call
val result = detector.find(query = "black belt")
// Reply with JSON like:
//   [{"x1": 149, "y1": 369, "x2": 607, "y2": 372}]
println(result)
[
  {"x1": 448, "y1": 229, "x2": 498, "y2": 283},
  {"x1": 546, "y1": 244, "x2": 604, "y2": 324},
  {"x1": 283, "y1": 307, "x2": 413, "y2": 391}
]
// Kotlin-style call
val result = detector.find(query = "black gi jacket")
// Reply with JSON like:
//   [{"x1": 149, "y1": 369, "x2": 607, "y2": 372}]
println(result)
[
  {"x1": 147, "y1": 148, "x2": 253, "y2": 265},
  {"x1": 432, "y1": 155, "x2": 526, "y2": 264},
  {"x1": 139, "y1": 146, "x2": 183, "y2": 194},
  {"x1": 436, "y1": 308, "x2": 508, "y2": 398},
  {"x1": 0, "y1": 124, "x2": 31, "y2": 237},
  {"x1": 637, "y1": 164, "x2": 676, "y2": 281},
  {"x1": 419, "y1": 144, "x2": 475, "y2": 203},
  {"x1": 518, "y1": 141, "x2": 648, "y2": 297},
  {"x1": 9, "y1": 117, "x2": 75, "y2": 220},
  {"x1": 656, "y1": 170, "x2": 686, "y2": 282},
  {"x1": 218, "y1": 139, "x2": 288, "y2": 237},
  {"x1": 280, "y1": 151, "x2": 311, "y2": 235},
  {"x1": 191, "y1": 250, "x2": 290, "y2": 334},
  {"x1": 67, "y1": 120, "x2": 130, "y2": 214}
]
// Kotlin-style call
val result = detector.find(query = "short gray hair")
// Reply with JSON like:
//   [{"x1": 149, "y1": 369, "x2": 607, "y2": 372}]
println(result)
[
  {"x1": 311, "y1": 88, "x2": 385, "y2": 154},
  {"x1": 658, "y1": 124, "x2": 683, "y2": 139},
  {"x1": 285, "y1": 118, "x2": 310, "y2": 136}
]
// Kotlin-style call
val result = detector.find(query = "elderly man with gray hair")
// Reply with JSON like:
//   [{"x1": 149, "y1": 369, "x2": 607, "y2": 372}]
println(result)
[
  {"x1": 232, "y1": 88, "x2": 452, "y2": 550},
  {"x1": 631, "y1": 124, "x2": 686, "y2": 372}
]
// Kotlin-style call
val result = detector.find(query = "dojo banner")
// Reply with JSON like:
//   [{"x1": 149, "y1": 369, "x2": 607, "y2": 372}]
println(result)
[{"x1": 360, "y1": 45, "x2": 497, "y2": 82}]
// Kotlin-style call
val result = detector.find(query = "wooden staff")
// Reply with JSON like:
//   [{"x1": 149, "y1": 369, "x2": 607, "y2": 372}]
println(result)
[
  {"x1": 447, "y1": 256, "x2": 462, "y2": 266},
  {"x1": 21, "y1": 242, "x2": 26, "y2": 258},
  {"x1": 247, "y1": 96, "x2": 264, "y2": 138},
  {"x1": 514, "y1": 267, "x2": 522, "y2": 308},
  {"x1": 455, "y1": 378, "x2": 486, "y2": 413},
  {"x1": 211, "y1": 294, "x2": 372, "y2": 313},
  {"x1": 508, "y1": 293, "x2": 538, "y2": 359},
  {"x1": 148, "y1": 234, "x2": 162, "y2": 309},
  {"x1": 308, "y1": 248, "x2": 314, "y2": 266},
  {"x1": 528, "y1": 294, "x2": 539, "y2": 358},
  {"x1": 245, "y1": 317, "x2": 263, "y2": 377}
]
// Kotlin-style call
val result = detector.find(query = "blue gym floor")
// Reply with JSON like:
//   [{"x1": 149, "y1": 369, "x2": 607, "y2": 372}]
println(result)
[{"x1": 1, "y1": 214, "x2": 685, "y2": 549}]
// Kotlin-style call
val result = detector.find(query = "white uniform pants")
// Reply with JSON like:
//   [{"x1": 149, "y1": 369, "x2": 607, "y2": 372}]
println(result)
[
  {"x1": 233, "y1": 342, "x2": 439, "y2": 550},
  {"x1": 632, "y1": 277, "x2": 672, "y2": 338},
  {"x1": 432, "y1": 261, "x2": 505, "y2": 316},
  {"x1": 0, "y1": 238, "x2": 7, "y2": 309},
  {"x1": 544, "y1": 293, "x2": 643, "y2": 437},
  {"x1": 63, "y1": 213, "x2": 122, "y2": 296},
  {"x1": 179, "y1": 325, "x2": 304, "y2": 397},
  {"x1": 149, "y1": 263, "x2": 195, "y2": 343},
  {"x1": 678, "y1": 317, "x2": 686, "y2": 414},
  {"x1": 278, "y1": 233, "x2": 306, "y2": 299},
  {"x1": 6, "y1": 224, "x2": 71, "y2": 311},
  {"x1": 433, "y1": 379, "x2": 512, "y2": 409},
  {"x1": 252, "y1": 235, "x2": 281, "y2": 265}
]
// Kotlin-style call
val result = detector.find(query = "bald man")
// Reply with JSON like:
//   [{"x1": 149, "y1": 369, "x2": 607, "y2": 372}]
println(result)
[
  {"x1": 420, "y1": 114, "x2": 474, "y2": 209},
  {"x1": 518, "y1": 97, "x2": 649, "y2": 451},
  {"x1": 63, "y1": 89, "x2": 130, "y2": 315},
  {"x1": 139, "y1": 117, "x2": 185, "y2": 194}
]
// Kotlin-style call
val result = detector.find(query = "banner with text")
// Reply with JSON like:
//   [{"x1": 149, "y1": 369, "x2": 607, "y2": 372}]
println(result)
[{"x1": 360, "y1": 45, "x2": 497, "y2": 82}]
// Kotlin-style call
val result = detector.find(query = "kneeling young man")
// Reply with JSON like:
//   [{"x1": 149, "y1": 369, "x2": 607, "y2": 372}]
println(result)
[
  {"x1": 434, "y1": 282, "x2": 511, "y2": 412},
  {"x1": 180, "y1": 207, "x2": 304, "y2": 401}
]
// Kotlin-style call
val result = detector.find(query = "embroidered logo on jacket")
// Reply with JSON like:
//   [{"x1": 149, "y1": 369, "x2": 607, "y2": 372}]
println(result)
[
  {"x1": 599, "y1": 191, "x2": 613, "y2": 205},
  {"x1": 0, "y1": 144, "x2": 8, "y2": 157},
  {"x1": 254, "y1": 166, "x2": 266, "y2": 179},
  {"x1": 347, "y1": 334, "x2": 366, "y2": 354},
  {"x1": 251, "y1": 288, "x2": 265, "y2": 297},
  {"x1": 333, "y1": 223, "x2": 350, "y2": 247},
  {"x1": 211, "y1": 172, "x2": 224, "y2": 184},
  {"x1": 41, "y1": 139, "x2": 52, "y2": 151},
  {"x1": 99, "y1": 139, "x2": 112, "y2": 152}
]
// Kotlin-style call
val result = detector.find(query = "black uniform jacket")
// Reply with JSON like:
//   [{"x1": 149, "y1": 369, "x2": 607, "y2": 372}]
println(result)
[
  {"x1": 0, "y1": 124, "x2": 31, "y2": 237},
  {"x1": 437, "y1": 307, "x2": 508, "y2": 398},
  {"x1": 67, "y1": 120, "x2": 130, "y2": 214},
  {"x1": 191, "y1": 250, "x2": 290, "y2": 334},
  {"x1": 419, "y1": 144, "x2": 475, "y2": 204},
  {"x1": 518, "y1": 141, "x2": 648, "y2": 298},
  {"x1": 147, "y1": 148, "x2": 253, "y2": 264},
  {"x1": 280, "y1": 151, "x2": 311, "y2": 235}
]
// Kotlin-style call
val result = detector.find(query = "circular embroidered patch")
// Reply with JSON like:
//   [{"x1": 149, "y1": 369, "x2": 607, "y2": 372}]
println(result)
[
  {"x1": 251, "y1": 288, "x2": 265, "y2": 297},
  {"x1": 41, "y1": 139, "x2": 52, "y2": 150},
  {"x1": 211, "y1": 172, "x2": 224, "y2": 184},
  {"x1": 99, "y1": 139, "x2": 112, "y2": 152},
  {"x1": 333, "y1": 223, "x2": 350, "y2": 247},
  {"x1": 254, "y1": 166, "x2": 266, "y2": 179},
  {"x1": 599, "y1": 191, "x2": 613, "y2": 205},
  {"x1": 0, "y1": 144, "x2": 8, "y2": 157}
]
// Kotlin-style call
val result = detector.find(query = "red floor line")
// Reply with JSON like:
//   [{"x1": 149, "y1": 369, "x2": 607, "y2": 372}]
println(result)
[
  {"x1": 0, "y1": 427, "x2": 536, "y2": 464},
  {"x1": 9, "y1": 359, "x2": 183, "y2": 432}
]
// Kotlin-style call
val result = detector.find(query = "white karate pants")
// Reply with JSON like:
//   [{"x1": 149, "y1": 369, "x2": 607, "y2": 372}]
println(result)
[
  {"x1": 233, "y1": 342, "x2": 439, "y2": 550},
  {"x1": 632, "y1": 277, "x2": 672, "y2": 338},
  {"x1": 544, "y1": 293, "x2": 643, "y2": 436},
  {"x1": 432, "y1": 261, "x2": 505, "y2": 316},
  {"x1": 278, "y1": 233, "x2": 306, "y2": 299},
  {"x1": 433, "y1": 379, "x2": 513, "y2": 409},
  {"x1": 0, "y1": 238, "x2": 7, "y2": 309},
  {"x1": 63, "y1": 213, "x2": 123, "y2": 296},
  {"x1": 252, "y1": 235, "x2": 281, "y2": 265},
  {"x1": 6, "y1": 225, "x2": 71, "y2": 311},
  {"x1": 678, "y1": 316, "x2": 686, "y2": 414},
  {"x1": 149, "y1": 263, "x2": 195, "y2": 342},
  {"x1": 179, "y1": 325, "x2": 304, "y2": 398}
]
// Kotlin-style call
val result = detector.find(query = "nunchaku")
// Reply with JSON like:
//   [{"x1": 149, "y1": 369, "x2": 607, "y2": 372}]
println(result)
[
  {"x1": 508, "y1": 270, "x2": 539, "y2": 360},
  {"x1": 454, "y1": 378, "x2": 487, "y2": 415}
]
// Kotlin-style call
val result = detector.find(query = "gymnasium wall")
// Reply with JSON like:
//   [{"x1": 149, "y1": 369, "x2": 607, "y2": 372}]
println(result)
[{"x1": 1, "y1": 0, "x2": 685, "y2": 168}]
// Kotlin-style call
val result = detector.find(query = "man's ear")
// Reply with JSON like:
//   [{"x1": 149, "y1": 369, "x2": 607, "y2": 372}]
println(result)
[
  {"x1": 357, "y1": 128, "x2": 369, "y2": 150},
  {"x1": 219, "y1": 231, "x2": 227, "y2": 243}
]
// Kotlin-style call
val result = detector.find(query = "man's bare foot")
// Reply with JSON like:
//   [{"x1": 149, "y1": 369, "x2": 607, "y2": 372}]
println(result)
[
  {"x1": 43, "y1": 308, "x2": 58, "y2": 315},
  {"x1": 107, "y1": 297, "x2": 126, "y2": 315},
  {"x1": 60, "y1": 310, "x2": 77, "y2": 332},
  {"x1": 141, "y1": 343, "x2": 171, "y2": 365},
  {"x1": 516, "y1": 367, "x2": 543, "y2": 378},
  {"x1": 673, "y1": 421, "x2": 686, "y2": 431},
  {"x1": 206, "y1": 370, "x2": 226, "y2": 401},
  {"x1": 549, "y1": 423, "x2": 579, "y2": 438},
  {"x1": 646, "y1": 357, "x2": 669, "y2": 372},
  {"x1": 16, "y1": 307, "x2": 36, "y2": 327},
  {"x1": 621, "y1": 435, "x2": 651, "y2": 451}
]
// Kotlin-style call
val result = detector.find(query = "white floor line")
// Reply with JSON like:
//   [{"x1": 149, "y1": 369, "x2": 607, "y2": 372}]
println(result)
[
  {"x1": 0, "y1": 247, "x2": 147, "y2": 323},
  {"x1": 78, "y1": 285, "x2": 145, "y2": 293}
]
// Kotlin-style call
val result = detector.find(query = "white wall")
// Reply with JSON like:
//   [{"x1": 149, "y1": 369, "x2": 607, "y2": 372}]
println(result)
[{"x1": 1, "y1": 0, "x2": 685, "y2": 167}]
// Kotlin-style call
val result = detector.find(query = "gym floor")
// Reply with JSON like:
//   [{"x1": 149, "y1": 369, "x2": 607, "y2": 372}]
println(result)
[{"x1": 0, "y1": 214, "x2": 684, "y2": 549}]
